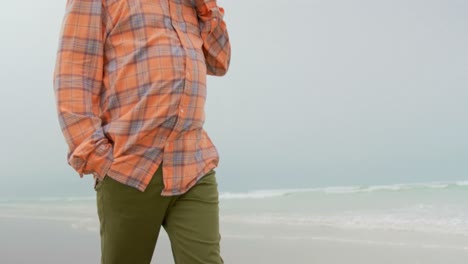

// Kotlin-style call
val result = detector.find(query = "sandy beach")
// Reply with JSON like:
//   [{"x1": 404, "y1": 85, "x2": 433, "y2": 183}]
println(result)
[{"x1": 2, "y1": 216, "x2": 468, "y2": 264}]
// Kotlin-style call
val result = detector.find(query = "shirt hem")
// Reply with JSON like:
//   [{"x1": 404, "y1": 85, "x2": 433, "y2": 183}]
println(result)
[
  {"x1": 159, "y1": 161, "x2": 218, "y2": 197},
  {"x1": 105, "y1": 155, "x2": 164, "y2": 193}
]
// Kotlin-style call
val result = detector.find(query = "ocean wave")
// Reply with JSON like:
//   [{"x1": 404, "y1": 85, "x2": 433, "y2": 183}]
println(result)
[
  {"x1": 219, "y1": 180, "x2": 468, "y2": 199},
  {"x1": 1, "y1": 180, "x2": 467, "y2": 203}
]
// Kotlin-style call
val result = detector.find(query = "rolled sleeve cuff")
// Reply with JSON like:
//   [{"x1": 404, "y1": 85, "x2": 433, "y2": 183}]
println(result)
[{"x1": 68, "y1": 141, "x2": 114, "y2": 180}]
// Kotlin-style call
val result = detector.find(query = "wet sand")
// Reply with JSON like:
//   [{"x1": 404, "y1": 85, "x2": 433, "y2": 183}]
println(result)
[{"x1": 2, "y1": 218, "x2": 468, "y2": 264}]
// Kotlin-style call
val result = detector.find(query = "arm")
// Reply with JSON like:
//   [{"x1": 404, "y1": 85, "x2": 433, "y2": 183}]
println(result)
[
  {"x1": 195, "y1": 0, "x2": 232, "y2": 76},
  {"x1": 52, "y1": 0, "x2": 113, "y2": 179}
]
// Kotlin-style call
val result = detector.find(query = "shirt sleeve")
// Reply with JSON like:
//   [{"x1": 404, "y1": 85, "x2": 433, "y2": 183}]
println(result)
[
  {"x1": 196, "y1": 0, "x2": 232, "y2": 76},
  {"x1": 52, "y1": 0, "x2": 113, "y2": 179}
]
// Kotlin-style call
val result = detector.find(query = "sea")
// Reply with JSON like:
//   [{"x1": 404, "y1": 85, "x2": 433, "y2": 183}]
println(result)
[
  {"x1": 3, "y1": 180, "x2": 468, "y2": 235},
  {"x1": 2, "y1": 180, "x2": 468, "y2": 263}
]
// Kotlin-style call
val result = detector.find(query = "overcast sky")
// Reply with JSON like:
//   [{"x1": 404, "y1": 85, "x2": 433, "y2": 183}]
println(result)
[{"x1": 0, "y1": 0, "x2": 467, "y2": 198}]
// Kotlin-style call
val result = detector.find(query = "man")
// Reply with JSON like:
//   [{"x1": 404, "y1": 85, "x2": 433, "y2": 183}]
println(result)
[{"x1": 52, "y1": 0, "x2": 231, "y2": 263}]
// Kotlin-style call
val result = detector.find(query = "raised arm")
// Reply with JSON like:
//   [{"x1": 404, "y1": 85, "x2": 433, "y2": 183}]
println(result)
[
  {"x1": 195, "y1": 0, "x2": 232, "y2": 76},
  {"x1": 52, "y1": 0, "x2": 113, "y2": 179}
]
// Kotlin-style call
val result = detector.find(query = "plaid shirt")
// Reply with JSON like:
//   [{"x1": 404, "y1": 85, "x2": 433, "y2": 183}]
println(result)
[{"x1": 52, "y1": 0, "x2": 231, "y2": 196}]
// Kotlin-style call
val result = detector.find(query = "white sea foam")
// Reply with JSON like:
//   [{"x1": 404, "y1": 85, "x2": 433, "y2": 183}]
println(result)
[
  {"x1": 38, "y1": 196, "x2": 96, "y2": 202},
  {"x1": 456, "y1": 180, "x2": 468, "y2": 186},
  {"x1": 323, "y1": 186, "x2": 361, "y2": 194},
  {"x1": 221, "y1": 203, "x2": 468, "y2": 236},
  {"x1": 219, "y1": 187, "x2": 317, "y2": 199}
]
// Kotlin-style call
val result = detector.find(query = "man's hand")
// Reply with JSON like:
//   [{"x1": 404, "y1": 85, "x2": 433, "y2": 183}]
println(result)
[
  {"x1": 193, "y1": 0, "x2": 230, "y2": 76},
  {"x1": 194, "y1": 0, "x2": 217, "y2": 16}
]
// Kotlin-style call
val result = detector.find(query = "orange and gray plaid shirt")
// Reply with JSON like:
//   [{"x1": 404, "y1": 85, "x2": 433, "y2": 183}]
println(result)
[{"x1": 52, "y1": 0, "x2": 231, "y2": 196}]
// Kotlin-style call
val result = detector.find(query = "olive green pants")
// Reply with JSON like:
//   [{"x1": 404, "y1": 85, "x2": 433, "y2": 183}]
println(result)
[{"x1": 94, "y1": 162, "x2": 224, "y2": 264}]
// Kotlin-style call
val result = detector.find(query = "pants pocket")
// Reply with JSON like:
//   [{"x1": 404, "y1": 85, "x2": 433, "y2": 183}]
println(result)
[{"x1": 94, "y1": 175, "x2": 107, "y2": 191}]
